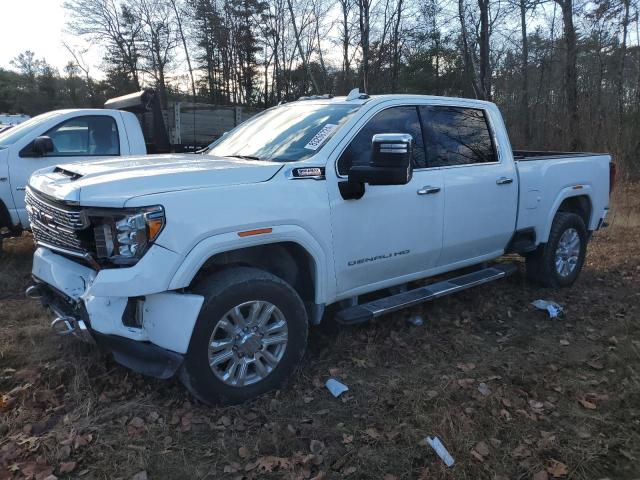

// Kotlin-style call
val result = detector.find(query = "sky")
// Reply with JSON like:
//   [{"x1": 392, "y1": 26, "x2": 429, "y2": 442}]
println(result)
[{"x1": 0, "y1": 0, "x2": 102, "y2": 75}]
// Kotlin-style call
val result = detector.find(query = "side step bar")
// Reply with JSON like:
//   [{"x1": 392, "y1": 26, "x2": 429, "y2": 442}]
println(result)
[{"x1": 335, "y1": 263, "x2": 518, "y2": 325}]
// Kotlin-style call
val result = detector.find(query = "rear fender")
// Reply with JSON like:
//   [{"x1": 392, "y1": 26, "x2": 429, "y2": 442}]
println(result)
[{"x1": 540, "y1": 186, "x2": 594, "y2": 243}]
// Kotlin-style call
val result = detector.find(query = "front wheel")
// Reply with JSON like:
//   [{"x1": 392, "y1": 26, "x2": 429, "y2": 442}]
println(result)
[
  {"x1": 180, "y1": 267, "x2": 308, "y2": 405},
  {"x1": 525, "y1": 211, "x2": 588, "y2": 288}
]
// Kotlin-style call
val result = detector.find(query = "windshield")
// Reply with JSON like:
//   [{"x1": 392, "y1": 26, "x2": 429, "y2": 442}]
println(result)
[
  {"x1": 0, "y1": 111, "x2": 60, "y2": 149},
  {"x1": 208, "y1": 103, "x2": 360, "y2": 162}
]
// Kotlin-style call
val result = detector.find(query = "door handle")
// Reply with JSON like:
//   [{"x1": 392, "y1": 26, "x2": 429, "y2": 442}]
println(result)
[
  {"x1": 417, "y1": 186, "x2": 441, "y2": 195},
  {"x1": 496, "y1": 177, "x2": 513, "y2": 185},
  {"x1": 16, "y1": 186, "x2": 26, "y2": 191}
]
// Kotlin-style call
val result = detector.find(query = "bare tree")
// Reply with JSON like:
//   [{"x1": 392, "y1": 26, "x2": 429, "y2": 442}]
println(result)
[{"x1": 64, "y1": 0, "x2": 142, "y2": 89}]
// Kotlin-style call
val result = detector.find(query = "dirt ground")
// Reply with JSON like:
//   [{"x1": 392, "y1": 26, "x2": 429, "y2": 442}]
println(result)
[{"x1": 1, "y1": 185, "x2": 639, "y2": 480}]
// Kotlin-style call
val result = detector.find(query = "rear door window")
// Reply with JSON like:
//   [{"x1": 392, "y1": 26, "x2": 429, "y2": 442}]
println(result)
[{"x1": 418, "y1": 106, "x2": 496, "y2": 167}]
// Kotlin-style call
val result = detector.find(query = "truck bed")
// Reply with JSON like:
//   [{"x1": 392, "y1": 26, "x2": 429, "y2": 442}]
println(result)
[{"x1": 514, "y1": 151, "x2": 611, "y2": 241}]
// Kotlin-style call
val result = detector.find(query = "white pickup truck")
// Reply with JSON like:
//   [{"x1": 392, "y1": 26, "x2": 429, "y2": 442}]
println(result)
[
  {"x1": 25, "y1": 91, "x2": 614, "y2": 405},
  {"x1": 0, "y1": 108, "x2": 146, "y2": 247}
]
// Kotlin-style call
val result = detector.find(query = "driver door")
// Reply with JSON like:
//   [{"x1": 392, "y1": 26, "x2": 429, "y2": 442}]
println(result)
[{"x1": 327, "y1": 105, "x2": 444, "y2": 297}]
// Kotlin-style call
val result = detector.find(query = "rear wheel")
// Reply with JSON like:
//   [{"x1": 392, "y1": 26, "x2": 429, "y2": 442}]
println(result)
[
  {"x1": 180, "y1": 267, "x2": 308, "y2": 405},
  {"x1": 525, "y1": 211, "x2": 588, "y2": 288}
]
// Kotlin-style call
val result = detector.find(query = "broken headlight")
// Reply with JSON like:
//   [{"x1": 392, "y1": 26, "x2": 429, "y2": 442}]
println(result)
[{"x1": 90, "y1": 206, "x2": 165, "y2": 266}]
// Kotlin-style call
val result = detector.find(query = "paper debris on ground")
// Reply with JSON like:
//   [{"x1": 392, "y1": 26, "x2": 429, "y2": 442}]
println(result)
[
  {"x1": 325, "y1": 378, "x2": 349, "y2": 397},
  {"x1": 407, "y1": 314, "x2": 425, "y2": 326},
  {"x1": 531, "y1": 299, "x2": 564, "y2": 318},
  {"x1": 425, "y1": 436, "x2": 455, "y2": 467}
]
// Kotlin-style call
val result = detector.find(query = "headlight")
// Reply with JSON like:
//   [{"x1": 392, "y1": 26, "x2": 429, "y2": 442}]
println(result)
[{"x1": 90, "y1": 206, "x2": 165, "y2": 266}]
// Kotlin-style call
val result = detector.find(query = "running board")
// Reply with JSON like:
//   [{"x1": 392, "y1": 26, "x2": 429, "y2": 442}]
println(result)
[{"x1": 335, "y1": 263, "x2": 518, "y2": 325}]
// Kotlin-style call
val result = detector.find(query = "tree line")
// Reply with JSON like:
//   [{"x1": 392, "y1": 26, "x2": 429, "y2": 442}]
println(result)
[{"x1": 1, "y1": 0, "x2": 638, "y2": 175}]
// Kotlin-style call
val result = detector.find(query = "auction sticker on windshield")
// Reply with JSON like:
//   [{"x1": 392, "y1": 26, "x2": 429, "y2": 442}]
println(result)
[{"x1": 304, "y1": 124, "x2": 338, "y2": 150}]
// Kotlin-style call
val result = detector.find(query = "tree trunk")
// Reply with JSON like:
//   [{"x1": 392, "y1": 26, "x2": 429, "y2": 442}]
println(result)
[
  {"x1": 478, "y1": 0, "x2": 491, "y2": 100},
  {"x1": 170, "y1": 0, "x2": 196, "y2": 100},
  {"x1": 520, "y1": 0, "x2": 530, "y2": 145},
  {"x1": 286, "y1": 0, "x2": 320, "y2": 94},
  {"x1": 458, "y1": 0, "x2": 482, "y2": 98},
  {"x1": 557, "y1": 0, "x2": 579, "y2": 150},
  {"x1": 616, "y1": 0, "x2": 630, "y2": 149},
  {"x1": 358, "y1": 0, "x2": 370, "y2": 92},
  {"x1": 391, "y1": 0, "x2": 403, "y2": 92}
]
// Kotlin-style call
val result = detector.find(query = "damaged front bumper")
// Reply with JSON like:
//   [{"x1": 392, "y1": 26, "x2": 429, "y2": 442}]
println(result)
[{"x1": 28, "y1": 247, "x2": 204, "y2": 379}]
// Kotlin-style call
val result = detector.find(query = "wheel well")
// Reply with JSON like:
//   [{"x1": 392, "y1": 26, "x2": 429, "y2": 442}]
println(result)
[
  {"x1": 0, "y1": 200, "x2": 20, "y2": 234},
  {"x1": 192, "y1": 242, "x2": 317, "y2": 305},
  {"x1": 557, "y1": 195, "x2": 592, "y2": 229}
]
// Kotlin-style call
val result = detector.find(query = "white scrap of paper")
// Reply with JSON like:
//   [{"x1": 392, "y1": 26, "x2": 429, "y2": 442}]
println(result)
[
  {"x1": 325, "y1": 378, "x2": 349, "y2": 397},
  {"x1": 304, "y1": 124, "x2": 338, "y2": 150},
  {"x1": 425, "y1": 436, "x2": 455, "y2": 467},
  {"x1": 531, "y1": 299, "x2": 564, "y2": 318}
]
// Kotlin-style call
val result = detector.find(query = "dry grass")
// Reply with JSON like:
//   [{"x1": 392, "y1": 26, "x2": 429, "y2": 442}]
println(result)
[{"x1": 1, "y1": 186, "x2": 639, "y2": 479}]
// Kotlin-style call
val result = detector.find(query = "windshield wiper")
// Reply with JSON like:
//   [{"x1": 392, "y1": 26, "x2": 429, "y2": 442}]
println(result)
[{"x1": 223, "y1": 154, "x2": 263, "y2": 161}]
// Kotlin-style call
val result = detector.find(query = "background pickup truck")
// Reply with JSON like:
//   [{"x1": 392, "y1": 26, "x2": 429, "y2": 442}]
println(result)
[
  {"x1": 25, "y1": 91, "x2": 614, "y2": 405},
  {"x1": 0, "y1": 89, "x2": 176, "y2": 249},
  {"x1": 0, "y1": 108, "x2": 146, "y2": 247}
]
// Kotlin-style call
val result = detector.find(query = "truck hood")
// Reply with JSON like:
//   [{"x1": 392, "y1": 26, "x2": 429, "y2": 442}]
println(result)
[{"x1": 29, "y1": 154, "x2": 284, "y2": 207}]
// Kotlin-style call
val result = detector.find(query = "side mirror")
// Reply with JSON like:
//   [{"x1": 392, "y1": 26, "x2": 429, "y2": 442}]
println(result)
[
  {"x1": 33, "y1": 136, "x2": 54, "y2": 156},
  {"x1": 348, "y1": 133, "x2": 413, "y2": 185}
]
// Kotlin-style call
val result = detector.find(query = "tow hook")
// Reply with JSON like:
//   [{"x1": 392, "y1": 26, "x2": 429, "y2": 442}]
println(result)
[
  {"x1": 51, "y1": 315, "x2": 77, "y2": 336},
  {"x1": 50, "y1": 309, "x2": 95, "y2": 345},
  {"x1": 25, "y1": 284, "x2": 43, "y2": 299}
]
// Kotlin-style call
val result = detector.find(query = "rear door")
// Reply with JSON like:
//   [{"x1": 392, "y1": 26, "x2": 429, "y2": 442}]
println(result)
[
  {"x1": 418, "y1": 105, "x2": 518, "y2": 267},
  {"x1": 10, "y1": 114, "x2": 123, "y2": 225},
  {"x1": 328, "y1": 104, "x2": 444, "y2": 297}
]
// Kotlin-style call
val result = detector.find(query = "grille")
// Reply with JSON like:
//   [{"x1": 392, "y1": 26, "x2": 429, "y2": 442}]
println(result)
[{"x1": 25, "y1": 188, "x2": 88, "y2": 254}]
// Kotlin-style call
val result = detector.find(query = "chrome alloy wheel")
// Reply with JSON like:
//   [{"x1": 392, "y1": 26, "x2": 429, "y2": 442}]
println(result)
[
  {"x1": 555, "y1": 227, "x2": 581, "y2": 277},
  {"x1": 208, "y1": 301, "x2": 288, "y2": 387}
]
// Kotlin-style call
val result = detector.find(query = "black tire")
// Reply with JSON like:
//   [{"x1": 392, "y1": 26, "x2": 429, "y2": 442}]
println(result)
[
  {"x1": 525, "y1": 211, "x2": 588, "y2": 288},
  {"x1": 180, "y1": 267, "x2": 308, "y2": 405}
]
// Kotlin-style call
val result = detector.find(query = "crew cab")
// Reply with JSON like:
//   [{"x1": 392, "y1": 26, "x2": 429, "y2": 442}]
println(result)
[
  {"x1": 0, "y1": 109, "x2": 146, "y2": 248},
  {"x1": 25, "y1": 91, "x2": 613, "y2": 405}
]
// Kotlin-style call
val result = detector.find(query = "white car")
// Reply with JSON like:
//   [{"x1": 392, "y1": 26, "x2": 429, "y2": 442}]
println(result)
[
  {"x1": 26, "y1": 91, "x2": 613, "y2": 404},
  {"x1": 0, "y1": 109, "x2": 146, "y2": 248}
]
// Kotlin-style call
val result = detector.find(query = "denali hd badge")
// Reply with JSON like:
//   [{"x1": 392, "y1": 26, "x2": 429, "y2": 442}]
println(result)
[{"x1": 348, "y1": 250, "x2": 410, "y2": 266}]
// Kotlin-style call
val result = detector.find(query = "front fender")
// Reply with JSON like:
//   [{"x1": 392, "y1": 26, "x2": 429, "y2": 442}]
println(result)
[{"x1": 167, "y1": 224, "x2": 334, "y2": 304}]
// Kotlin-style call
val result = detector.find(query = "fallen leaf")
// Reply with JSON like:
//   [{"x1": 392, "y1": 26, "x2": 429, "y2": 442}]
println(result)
[
  {"x1": 533, "y1": 470, "x2": 549, "y2": 480},
  {"x1": 586, "y1": 359, "x2": 604, "y2": 370},
  {"x1": 559, "y1": 339, "x2": 570, "y2": 346},
  {"x1": 238, "y1": 446, "x2": 250, "y2": 458},
  {"x1": 511, "y1": 444, "x2": 532, "y2": 459},
  {"x1": 474, "y1": 441, "x2": 489, "y2": 457},
  {"x1": 364, "y1": 428, "x2": 381, "y2": 439},
  {"x1": 578, "y1": 398, "x2": 597, "y2": 410},
  {"x1": 547, "y1": 459, "x2": 569, "y2": 477},
  {"x1": 456, "y1": 362, "x2": 476, "y2": 372},
  {"x1": 529, "y1": 399, "x2": 544, "y2": 409},
  {"x1": 129, "y1": 417, "x2": 145, "y2": 428},
  {"x1": 256, "y1": 456, "x2": 292, "y2": 473},
  {"x1": 132, "y1": 471, "x2": 148, "y2": 480},
  {"x1": 342, "y1": 434, "x2": 353, "y2": 444},
  {"x1": 59, "y1": 462, "x2": 76, "y2": 474}
]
